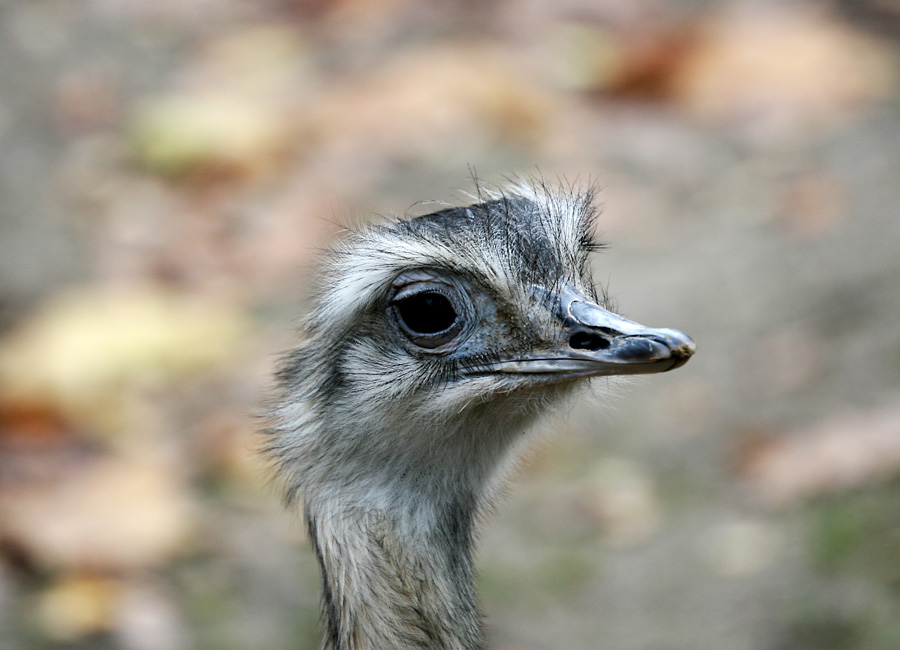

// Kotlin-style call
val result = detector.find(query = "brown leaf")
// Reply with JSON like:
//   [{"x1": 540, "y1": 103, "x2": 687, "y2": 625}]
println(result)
[
  {"x1": 776, "y1": 170, "x2": 849, "y2": 239},
  {"x1": 0, "y1": 452, "x2": 195, "y2": 572},
  {"x1": 305, "y1": 44, "x2": 560, "y2": 158},
  {"x1": 744, "y1": 402, "x2": 900, "y2": 508},
  {"x1": 669, "y1": 7, "x2": 895, "y2": 138}
]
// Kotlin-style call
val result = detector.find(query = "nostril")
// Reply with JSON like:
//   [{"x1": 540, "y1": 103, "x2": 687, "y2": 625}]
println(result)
[{"x1": 569, "y1": 331, "x2": 611, "y2": 351}]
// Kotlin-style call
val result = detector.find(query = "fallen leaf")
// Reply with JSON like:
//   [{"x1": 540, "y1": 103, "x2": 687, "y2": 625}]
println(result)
[
  {"x1": 132, "y1": 93, "x2": 292, "y2": 181},
  {"x1": 0, "y1": 284, "x2": 249, "y2": 438},
  {"x1": 0, "y1": 452, "x2": 195, "y2": 572},
  {"x1": 744, "y1": 402, "x2": 900, "y2": 508},
  {"x1": 306, "y1": 43, "x2": 559, "y2": 158},
  {"x1": 670, "y1": 7, "x2": 894, "y2": 139},
  {"x1": 37, "y1": 574, "x2": 119, "y2": 641}
]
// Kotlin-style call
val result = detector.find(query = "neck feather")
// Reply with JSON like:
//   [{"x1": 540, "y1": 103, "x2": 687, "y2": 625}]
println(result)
[
  {"x1": 307, "y1": 487, "x2": 485, "y2": 650},
  {"x1": 277, "y1": 382, "x2": 578, "y2": 650}
]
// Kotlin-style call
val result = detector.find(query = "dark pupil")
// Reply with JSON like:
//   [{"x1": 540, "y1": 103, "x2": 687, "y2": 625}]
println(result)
[{"x1": 396, "y1": 292, "x2": 457, "y2": 335}]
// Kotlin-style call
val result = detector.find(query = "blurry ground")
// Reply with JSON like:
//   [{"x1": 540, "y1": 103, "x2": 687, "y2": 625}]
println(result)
[{"x1": 1, "y1": 1, "x2": 899, "y2": 649}]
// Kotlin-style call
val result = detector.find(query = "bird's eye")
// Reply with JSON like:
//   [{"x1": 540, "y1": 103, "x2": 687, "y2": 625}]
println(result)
[
  {"x1": 396, "y1": 292, "x2": 456, "y2": 334},
  {"x1": 391, "y1": 290, "x2": 464, "y2": 350}
]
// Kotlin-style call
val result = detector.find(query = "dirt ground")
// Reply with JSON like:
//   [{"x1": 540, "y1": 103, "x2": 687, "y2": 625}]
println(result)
[{"x1": 1, "y1": 1, "x2": 899, "y2": 649}]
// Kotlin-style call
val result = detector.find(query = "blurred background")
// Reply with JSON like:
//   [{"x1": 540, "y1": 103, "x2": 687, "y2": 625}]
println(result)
[{"x1": 1, "y1": 0, "x2": 899, "y2": 648}]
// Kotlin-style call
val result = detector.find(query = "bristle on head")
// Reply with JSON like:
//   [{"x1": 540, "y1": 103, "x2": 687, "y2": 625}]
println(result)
[{"x1": 315, "y1": 180, "x2": 607, "y2": 331}]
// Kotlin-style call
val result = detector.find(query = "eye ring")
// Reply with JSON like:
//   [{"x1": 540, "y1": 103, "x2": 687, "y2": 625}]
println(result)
[{"x1": 388, "y1": 273, "x2": 471, "y2": 351}]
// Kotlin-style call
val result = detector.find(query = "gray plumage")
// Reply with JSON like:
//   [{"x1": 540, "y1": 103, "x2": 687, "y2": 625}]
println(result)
[{"x1": 264, "y1": 181, "x2": 695, "y2": 650}]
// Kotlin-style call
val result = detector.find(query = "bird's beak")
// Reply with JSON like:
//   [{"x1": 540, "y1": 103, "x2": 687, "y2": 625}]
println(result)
[{"x1": 474, "y1": 285, "x2": 695, "y2": 379}]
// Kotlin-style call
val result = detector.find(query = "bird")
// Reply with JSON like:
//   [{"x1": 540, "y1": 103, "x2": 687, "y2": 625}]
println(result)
[{"x1": 264, "y1": 180, "x2": 695, "y2": 650}]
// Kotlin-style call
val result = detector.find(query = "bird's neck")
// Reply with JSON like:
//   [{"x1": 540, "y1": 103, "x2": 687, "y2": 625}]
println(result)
[
  {"x1": 306, "y1": 488, "x2": 485, "y2": 650},
  {"x1": 296, "y1": 386, "x2": 571, "y2": 649}
]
